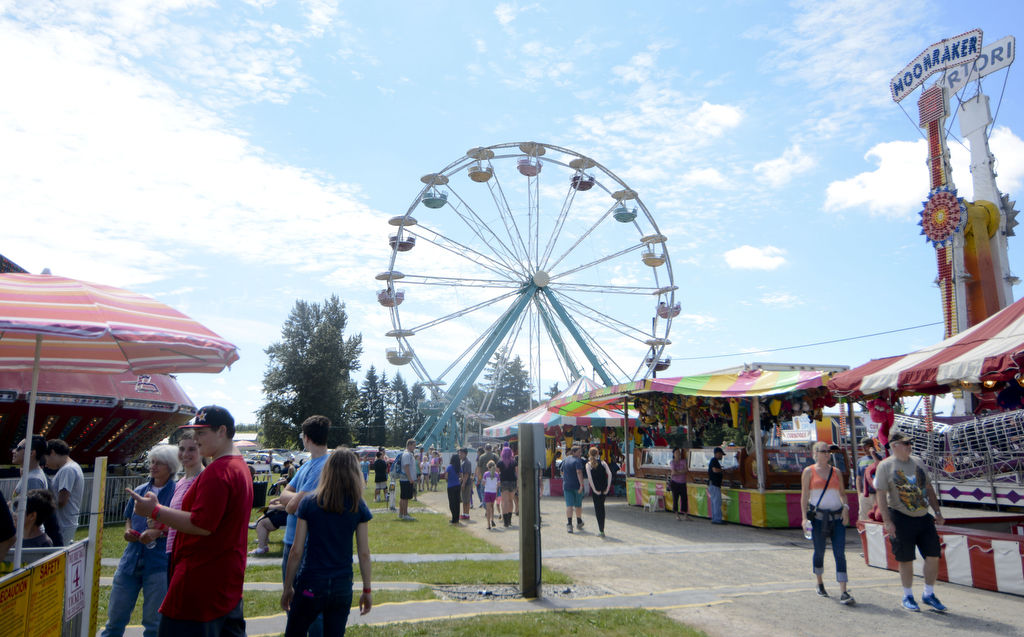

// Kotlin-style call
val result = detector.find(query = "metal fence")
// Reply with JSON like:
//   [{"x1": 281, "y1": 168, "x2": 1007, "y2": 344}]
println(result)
[
  {"x1": 894, "y1": 411, "x2": 1024, "y2": 484},
  {"x1": 1, "y1": 473, "x2": 147, "y2": 529}
]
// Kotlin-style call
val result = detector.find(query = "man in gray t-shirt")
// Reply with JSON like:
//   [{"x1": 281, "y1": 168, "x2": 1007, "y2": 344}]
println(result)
[
  {"x1": 873, "y1": 431, "x2": 947, "y2": 613},
  {"x1": 46, "y1": 439, "x2": 85, "y2": 545}
]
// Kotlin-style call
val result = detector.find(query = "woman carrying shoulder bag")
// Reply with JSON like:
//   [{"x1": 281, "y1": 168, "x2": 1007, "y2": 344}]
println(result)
[{"x1": 800, "y1": 441, "x2": 853, "y2": 605}]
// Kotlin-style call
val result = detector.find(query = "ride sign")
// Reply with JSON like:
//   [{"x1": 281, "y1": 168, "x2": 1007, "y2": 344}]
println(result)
[
  {"x1": 891, "y1": 28, "x2": 983, "y2": 102},
  {"x1": 940, "y1": 35, "x2": 1015, "y2": 96}
]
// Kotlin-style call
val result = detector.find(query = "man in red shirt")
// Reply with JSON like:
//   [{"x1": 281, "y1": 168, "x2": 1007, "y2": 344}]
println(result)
[{"x1": 128, "y1": 405, "x2": 253, "y2": 636}]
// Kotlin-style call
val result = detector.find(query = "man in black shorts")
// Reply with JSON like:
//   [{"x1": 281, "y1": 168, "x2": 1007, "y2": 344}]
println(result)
[{"x1": 874, "y1": 431, "x2": 946, "y2": 613}]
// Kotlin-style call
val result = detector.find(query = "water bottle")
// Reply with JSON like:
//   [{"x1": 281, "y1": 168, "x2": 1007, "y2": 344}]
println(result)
[{"x1": 803, "y1": 519, "x2": 813, "y2": 540}]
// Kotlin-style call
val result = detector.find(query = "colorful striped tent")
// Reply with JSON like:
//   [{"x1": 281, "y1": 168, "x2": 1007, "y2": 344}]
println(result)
[
  {"x1": 548, "y1": 366, "x2": 841, "y2": 416},
  {"x1": 482, "y1": 376, "x2": 632, "y2": 437},
  {"x1": 829, "y1": 295, "x2": 1024, "y2": 398}
]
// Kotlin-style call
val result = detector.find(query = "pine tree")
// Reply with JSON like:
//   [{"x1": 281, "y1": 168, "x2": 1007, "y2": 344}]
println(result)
[{"x1": 257, "y1": 296, "x2": 362, "y2": 447}]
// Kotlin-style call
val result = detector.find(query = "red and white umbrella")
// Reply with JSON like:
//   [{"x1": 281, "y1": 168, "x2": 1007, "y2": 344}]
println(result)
[
  {"x1": 0, "y1": 273, "x2": 239, "y2": 568},
  {"x1": 829, "y1": 296, "x2": 1024, "y2": 398}
]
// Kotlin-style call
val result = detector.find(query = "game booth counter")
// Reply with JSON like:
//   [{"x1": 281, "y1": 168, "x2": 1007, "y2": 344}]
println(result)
[
  {"x1": 828, "y1": 295, "x2": 1024, "y2": 596},
  {"x1": 482, "y1": 377, "x2": 632, "y2": 498},
  {"x1": 548, "y1": 363, "x2": 859, "y2": 528}
]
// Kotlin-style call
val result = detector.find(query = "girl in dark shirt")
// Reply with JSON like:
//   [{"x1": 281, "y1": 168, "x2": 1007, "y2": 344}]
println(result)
[{"x1": 282, "y1": 448, "x2": 373, "y2": 636}]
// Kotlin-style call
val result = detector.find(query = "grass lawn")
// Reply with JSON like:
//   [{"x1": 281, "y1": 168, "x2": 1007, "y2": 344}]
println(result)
[
  {"x1": 89, "y1": 483, "x2": 575, "y2": 628},
  {"x1": 347, "y1": 609, "x2": 707, "y2": 636}
]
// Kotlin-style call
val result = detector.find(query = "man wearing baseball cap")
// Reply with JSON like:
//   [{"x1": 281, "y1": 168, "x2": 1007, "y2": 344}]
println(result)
[
  {"x1": 874, "y1": 430, "x2": 946, "y2": 613},
  {"x1": 128, "y1": 405, "x2": 253, "y2": 636}
]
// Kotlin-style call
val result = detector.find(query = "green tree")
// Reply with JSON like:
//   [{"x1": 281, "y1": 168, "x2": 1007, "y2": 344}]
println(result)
[
  {"x1": 257, "y1": 295, "x2": 362, "y2": 448},
  {"x1": 545, "y1": 382, "x2": 561, "y2": 400},
  {"x1": 357, "y1": 366, "x2": 387, "y2": 447},
  {"x1": 480, "y1": 349, "x2": 534, "y2": 421}
]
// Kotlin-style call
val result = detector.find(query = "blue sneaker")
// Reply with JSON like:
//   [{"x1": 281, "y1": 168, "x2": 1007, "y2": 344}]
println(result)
[
  {"x1": 921, "y1": 593, "x2": 947, "y2": 612},
  {"x1": 902, "y1": 595, "x2": 920, "y2": 612}
]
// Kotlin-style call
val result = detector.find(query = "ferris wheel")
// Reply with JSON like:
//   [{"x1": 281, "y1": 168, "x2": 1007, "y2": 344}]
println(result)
[{"x1": 377, "y1": 142, "x2": 678, "y2": 448}]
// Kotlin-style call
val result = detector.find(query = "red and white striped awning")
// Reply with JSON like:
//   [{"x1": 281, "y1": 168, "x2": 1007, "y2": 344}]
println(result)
[{"x1": 829, "y1": 296, "x2": 1024, "y2": 398}]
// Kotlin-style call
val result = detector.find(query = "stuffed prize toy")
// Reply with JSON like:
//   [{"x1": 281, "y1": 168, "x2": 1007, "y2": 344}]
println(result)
[{"x1": 867, "y1": 398, "x2": 895, "y2": 449}]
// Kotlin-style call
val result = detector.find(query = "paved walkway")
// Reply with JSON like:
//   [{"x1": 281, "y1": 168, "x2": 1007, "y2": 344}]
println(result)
[{"x1": 112, "y1": 489, "x2": 1024, "y2": 637}]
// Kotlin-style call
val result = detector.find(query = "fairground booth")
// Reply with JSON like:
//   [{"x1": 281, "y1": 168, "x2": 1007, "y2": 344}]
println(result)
[
  {"x1": 482, "y1": 377, "x2": 632, "y2": 496},
  {"x1": 548, "y1": 363, "x2": 857, "y2": 528},
  {"x1": 829, "y1": 296, "x2": 1024, "y2": 597}
]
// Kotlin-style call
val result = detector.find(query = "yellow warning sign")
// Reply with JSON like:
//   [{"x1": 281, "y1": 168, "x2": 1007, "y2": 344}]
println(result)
[
  {"x1": 28, "y1": 551, "x2": 66, "y2": 637},
  {"x1": 0, "y1": 569, "x2": 31, "y2": 637}
]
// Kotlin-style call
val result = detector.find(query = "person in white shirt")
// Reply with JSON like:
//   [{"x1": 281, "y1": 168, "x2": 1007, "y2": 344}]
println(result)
[{"x1": 46, "y1": 439, "x2": 85, "y2": 546}]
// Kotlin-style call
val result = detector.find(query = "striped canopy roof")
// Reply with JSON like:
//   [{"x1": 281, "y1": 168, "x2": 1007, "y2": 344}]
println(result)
[
  {"x1": 0, "y1": 273, "x2": 239, "y2": 373},
  {"x1": 829, "y1": 295, "x2": 1024, "y2": 398},
  {"x1": 482, "y1": 377, "x2": 632, "y2": 437},
  {"x1": 549, "y1": 368, "x2": 836, "y2": 416}
]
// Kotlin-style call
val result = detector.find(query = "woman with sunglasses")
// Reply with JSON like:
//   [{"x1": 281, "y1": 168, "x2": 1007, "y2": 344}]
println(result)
[{"x1": 800, "y1": 441, "x2": 853, "y2": 605}]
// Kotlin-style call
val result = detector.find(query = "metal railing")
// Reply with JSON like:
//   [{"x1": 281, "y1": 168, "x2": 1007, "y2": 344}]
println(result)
[{"x1": 1, "y1": 473, "x2": 153, "y2": 529}]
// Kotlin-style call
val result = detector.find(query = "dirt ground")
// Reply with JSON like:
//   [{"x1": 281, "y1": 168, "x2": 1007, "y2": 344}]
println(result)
[{"x1": 411, "y1": 486, "x2": 1024, "y2": 637}]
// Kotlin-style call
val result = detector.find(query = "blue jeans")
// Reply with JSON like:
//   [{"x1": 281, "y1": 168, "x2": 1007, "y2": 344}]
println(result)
[
  {"x1": 708, "y1": 484, "x2": 722, "y2": 522},
  {"x1": 811, "y1": 513, "x2": 848, "y2": 582},
  {"x1": 283, "y1": 542, "x2": 324, "y2": 637},
  {"x1": 285, "y1": 574, "x2": 353, "y2": 637},
  {"x1": 101, "y1": 560, "x2": 167, "y2": 637}
]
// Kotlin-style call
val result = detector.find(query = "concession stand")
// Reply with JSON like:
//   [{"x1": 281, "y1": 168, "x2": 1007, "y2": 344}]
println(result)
[
  {"x1": 548, "y1": 363, "x2": 856, "y2": 527},
  {"x1": 829, "y1": 296, "x2": 1024, "y2": 596}
]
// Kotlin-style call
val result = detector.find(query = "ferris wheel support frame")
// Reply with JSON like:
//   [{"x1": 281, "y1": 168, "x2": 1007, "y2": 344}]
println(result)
[
  {"x1": 534, "y1": 298, "x2": 583, "y2": 381},
  {"x1": 416, "y1": 283, "x2": 538, "y2": 449},
  {"x1": 541, "y1": 288, "x2": 615, "y2": 386},
  {"x1": 414, "y1": 285, "x2": 621, "y2": 449}
]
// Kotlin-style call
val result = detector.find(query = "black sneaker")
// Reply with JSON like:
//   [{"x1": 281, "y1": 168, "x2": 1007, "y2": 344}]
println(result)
[
  {"x1": 576, "y1": 519, "x2": 584, "y2": 530},
  {"x1": 839, "y1": 592, "x2": 854, "y2": 605},
  {"x1": 816, "y1": 584, "x2": 828, "y2": 597},
  {"x1": 566, "y1": 522, "x2": 574, "y2": 534}
]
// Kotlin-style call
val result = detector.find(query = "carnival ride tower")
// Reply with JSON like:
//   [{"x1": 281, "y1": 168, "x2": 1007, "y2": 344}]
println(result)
[{"x1": 895, "y1": 31, "x2": 1018, "y2": 413}]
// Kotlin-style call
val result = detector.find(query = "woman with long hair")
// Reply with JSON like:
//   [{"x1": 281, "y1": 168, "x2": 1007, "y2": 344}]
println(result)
[
  {"x1": 800, "y1": 441, "x2": 853, "y2": 604},
  {"x1": 584, "y1": 447, "x2": 612, "y2": 537},
  {"x1": 166, "y1": 432, "x2": 204, "y2": 571},
  {"x1": 497, "y1": 446, "x2": 518, "y2": 528},
  {"x1": 281, "y1": 448, "x2": 373, "y2": 636},
  {"x1": 669, "y1": 447, "x2": 690, "y2": 521},
  {"x1": 482, "y1": 460, "x2": 499, "y2": 529},
  {"x1": 445, "y1": 453, "x2": 461, "y2": 524}
]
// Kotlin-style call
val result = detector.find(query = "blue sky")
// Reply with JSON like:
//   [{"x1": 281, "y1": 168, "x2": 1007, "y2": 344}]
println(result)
[{"x1": 3, "y1": 1, "x2": 1023, "y2": 424}]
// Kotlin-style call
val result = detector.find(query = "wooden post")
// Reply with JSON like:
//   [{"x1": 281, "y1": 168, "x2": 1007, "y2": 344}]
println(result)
[
  {"x1": 519, "y1": 423, "x2": 543, "y2": 598},
  {"x1": 753, "y1": 397, "x2": 765, "y2": 492}
]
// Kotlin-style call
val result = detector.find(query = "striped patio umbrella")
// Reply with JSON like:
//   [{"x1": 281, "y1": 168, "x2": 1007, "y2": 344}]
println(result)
[
  {"x1": 0, "y1": 272, "x2": 239, "y2": 568},
  {"x1": 0, "y1": 273, "x2": 239, "y2": 373}
]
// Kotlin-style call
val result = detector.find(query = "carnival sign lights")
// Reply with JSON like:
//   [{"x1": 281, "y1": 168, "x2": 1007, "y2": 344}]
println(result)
[
  {"x1": 891, "y1": 28, "x2": 983, "y2": 102},
  {"x1": 920, "y1": 186, "x2": 968, "y2": 247}
]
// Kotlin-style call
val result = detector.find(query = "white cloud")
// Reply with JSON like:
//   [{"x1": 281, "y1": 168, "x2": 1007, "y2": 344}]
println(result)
[
  {"x1": 682, "y1": 168, "x2": 728, "y2": 189},
  {"x1": 823, "y1": 127, "x2": 1024, "y2": 219},
  {"x1": 475, "y1": 38, "x2": 487, "y2": 53},
  {"x1": 494, "y1": 3, "x2": 538, "y2": 27},
  {"x1": 749, "y1": 0, "x2": 929, "y2": 111},
  {"x1": 753, "y1": 144, "x2": 815, "y2": 188},
  {"x1": 0, "y1": 22, "x2": 383, "y2": 288},
  {"x1": 760, "y1": 292, "x2": 801, "y2": 306},
  {"x1": 724, "y1": 246, "x2": 787, "y2": 270}
]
